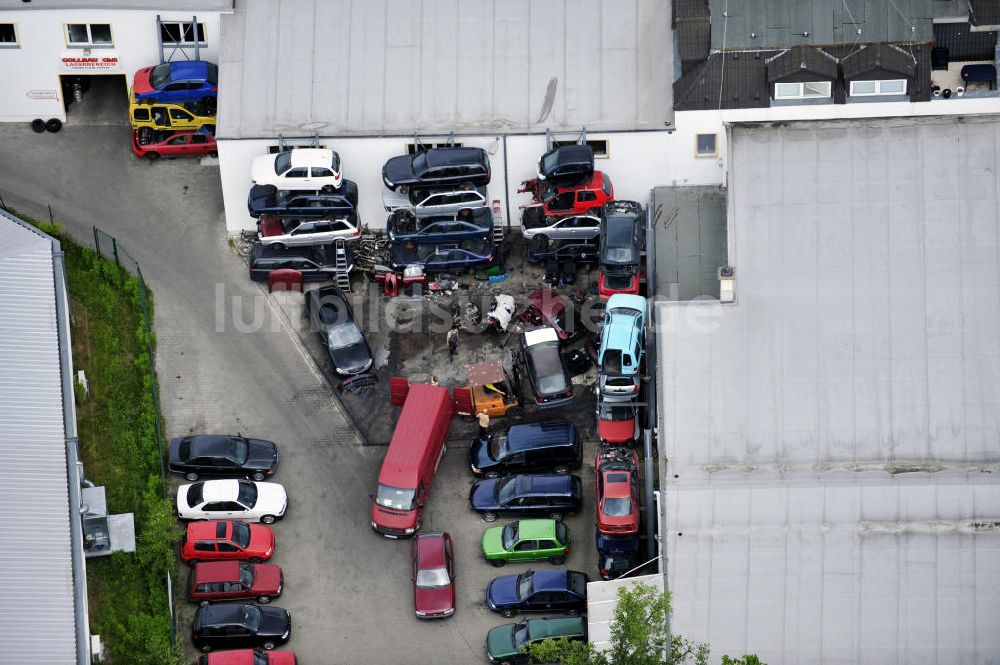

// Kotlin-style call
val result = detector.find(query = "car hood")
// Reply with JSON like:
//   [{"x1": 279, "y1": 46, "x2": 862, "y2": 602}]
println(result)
[
  {"x1": 598, "y1": 418, "x2": 636, "y2": 444},
  {"x1": 468, "y1": 437, "x2": 496, "y2": 471},
  {"x1": 248, "y1": 525, "x2": 276, "y2": 558},
  {"x1": 481, "y1": 526, "x2": 505, "y2": 556},
  {"x1": 132, "y1": 66, "x2": 154, "y2": 94},
  {"x1": 486, "y1": 575, "x2": 519, "y2": 608},
  {"x1": 485, "y1": 625, "x2": 517, "y2": 659},
  {"x1": 248, "y1": 184, "x2": 277, "y2": 215},
  {"x1": 252, "y1": 564, "x2": 283, "y2": 594},
  {"x1": 371, "y1": 502, "x2": 418, "y2": 531},
  {"x1": 382, "y1": 188, "x2": 410, "y2": 210},
  {"x1": 255, "y1": 482, "x2": 287, "y2": 510},
  {"x1": 245, "y1": 439, "x2": 279, "y2": 471},
  {"x1": 382, "y1": 155, "x2": 416, "y2": 187},
  {"x1": 469, "y1": 479, "x2": 500, "y2": 511},
  {"x1": 250, "y1": 154, "x2": 277, "y2": 184},
  {"x1": 176, "y1": 485, "x2": 192, "y2": 513},
  {"x1": 327, "y1": 339, "x2": 372, "y2": 374},
  {"x1": 257, "y1": 606, "x2": 291, "y2": 637},
  {"x1": 414, "y1": 583, "x2": 455, "y2": 614}
]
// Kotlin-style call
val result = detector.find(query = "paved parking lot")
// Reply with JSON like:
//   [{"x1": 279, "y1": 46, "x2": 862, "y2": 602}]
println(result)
[{"x1": 0, "y1": 123, "x2": 598, "y2": 664}]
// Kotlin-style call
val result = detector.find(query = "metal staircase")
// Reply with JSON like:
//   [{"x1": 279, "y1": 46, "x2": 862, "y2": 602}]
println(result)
[{"x1": 333, "y1": 239, "x2": 351, "y2": 291}]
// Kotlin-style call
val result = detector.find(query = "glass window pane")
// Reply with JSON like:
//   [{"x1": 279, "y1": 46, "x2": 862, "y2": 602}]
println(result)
[
  {"x1": 0, "y1": 24, "x2": 17, "y2": 43},
  {"x1": 90, "y1": 24, "x2": 112, "y2": 44},
  {"x1": 803, "y1": 81, "x2": 831, "y2": 97},
  {"x1": 774, "y1": 82, "x2": 800, "y2": 98},
  {"x1": 696, "y1": 134, "x2": 717, "y2": 155},
  {"x1": 67, "y1": 24, "x2": 89, "y2": 43},
  {"x1": 879, "y1": 79, "x2": 905, "y2": 94},
  {"x1": 851, "y1": 80, "x2": 877, "y2": 95}
]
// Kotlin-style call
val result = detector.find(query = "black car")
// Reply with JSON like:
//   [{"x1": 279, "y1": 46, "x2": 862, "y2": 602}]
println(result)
[
  {"x1": 469, "y1": 420, "x2": 582, "y2": 478},
  {"x1": 389, "y1": 238, "x2": 493, "y2": 273},
  {"x1": 248, "y1": 243, "x2": 352, "y2": 282},
  {"x1": 469, "y1": 474, "x2": 583, "y2": 522},
  {"x1": 596, "y1": 532, "x2": 642, "y2": 581},
  {"x1": 304, "y1": 285, "x2": 373, "y2": 375},
  {"x1": 248, "y1": 181, "x2": 358, "y2": 218},
  {"x1": 518, "y1": 327, "x2": 573, "y2": 408},
  {"x1": 526, "y1": 236, "x2": 599, "y2": 265},
  {"x1": 536, "y1": 144, "x2": 594, "y2": 188},
  {"x1": 191, "y1": 603, "x2": 291, "y2": 652},
  {"x1": 382, "y1": 147, "x2": 491, "y2": 191},
  {"x1": 168, "y1": 435, "x2": 278, "y2": 481},
  {"x1": 599, "y1": 200, "x2": 643, "y2": 275},
  {"x1": 486, "y1": 570, "x2": 589, "y2": 617}
]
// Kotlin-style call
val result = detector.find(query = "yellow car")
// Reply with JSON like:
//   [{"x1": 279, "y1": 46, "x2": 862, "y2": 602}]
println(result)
[{"x1": 129, "y1": 87, "x2": 215, "y2": 132}]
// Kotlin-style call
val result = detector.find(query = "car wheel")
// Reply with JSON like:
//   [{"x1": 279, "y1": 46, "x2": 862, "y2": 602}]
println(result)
[
  {"x1": 146, "y1": 152, "x2": 160, "y2": 160},
  {"x1": 209, "y1": 151, "x2": 218, "y2": 158},
  {"x1": 490, "y1": 558, "x2": 506, "y2": 568},
  {"x1": 249, "y1": 557, "x2": 263, "y2": 564},
  {"x1": 262, "y1": 641, "x2": 276, "y2": 650},
  {"x1": 199, "y1": 600, "x2": 209, "y2": 607},
  {"x1": 31, "y1": 119, "x2": 46, "y2": 133},
  {"x1": 46, "y1": 118, "x2": 63, "y2": 133},
  {"x1": 185, "y1": 472, "x2": 199, "y2": 481},
  {"x1": 271, "y1": 242, "x2": 285, "y2": 251},
  {"x1": 485, "y1": 471, "x2": 500, "y2": 479},
  {"x1": 567, "y1": 608, "x2": 579, "y2": 616},
  {"x1": 554, "y1": 465, "x2": 569, "y2": 475},
  {"x1": 257, "y1": 596, "x2": 271, "y2": 604},
  {"x1": 252, "y1": 471, "x2": 266, "y2": 481},
  {"x1": 200, "y1": 645, "x2": 212, "y2": 653},
  {"x1": 186, "y1": 559, "x2": 199, "y2": 565},
  {"x1": 502, "y1": 608, "x2": 516, "y2": 618},
  {"x1": 199, "y1": 97, "x2": 217, "y2": 116},
  {"x1": 549, "y1": 555, "x2": 566, "y2": 565},
  {"x1": 261, "y1": 515, "x2": 276, "y2": 524},
  {"x1": 549, "y1": 512, "x2": 563, "y2": 521},
  {"x1": 482, "y1": 512, "x2": 498, "y2": 523}
]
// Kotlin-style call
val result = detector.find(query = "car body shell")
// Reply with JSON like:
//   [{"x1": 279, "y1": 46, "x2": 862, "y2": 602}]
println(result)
[
  {"x1": 599, "y1": 200, "x2": 644, "y2": 275},
  {"x1": 596, "y1": 401, "x2": 640, "y2": 444},
  {"x1": 595, "y1": 448, "x2": 641, "y2": 536},
  {"x1": 469, "y1": 420, "x2": 582, "y2": 478},
  {"x1": 525, "y1": 236, "x2": 599, "y2": 265},
  {"x1": 181, "y1": 520, "x2": 275, "y2": 564},
  {"x1": 518, "y1": 327, "x2": 573, "y2": 408},
  {"x1": 382, "y1": 186, "x2": 488, "y2": 216},
  {"x1": 248, "y1": 243, "x2": 353, "y2": 283},
  {"x1": 132, "y1": 60, "x2": 218, "y2": 105},
  {"x1": 382, "y1": 147, "x2": 491, "y2": 191},
  {"x1": 411, "y1": 531, "x2": 456, "y2": 619},
  {"x1": 485, "y1": 616, "x2": 587, "y2": 664},
  {"x1": 168, "y1": 435, "x2": 278, "y2": 480},
  {"x1": 536, "y1": 144, "x2": 595, "y2": 187},
  {"x1": 257, "y1": 213, "x2": 360, "y2": 248},
  {"x1": 595, "y1": 531, "x2": 642, "y2": 580},
  {"x1": 521, "y1": 288, "x2": 579, "y2": 342},
  {"x1": 129, "y1": 88, "x2": 216, "y2": 131},
  {"x1": 191, "y1": 603, "x2": 291, "y2": 652},
  {"x1": 198, "y1": 649, "x2": 297, "y2": 665},
  {"x1": 304, "y1": 285, "x2": 373, "y2": 375},
  {"x1": 388, "y1": 207, "x2": 493, "y2": 243},
  {"x1": 522, "y1": 213, "x2": 600, "y2": 241},
  {"x1": 598, "y1": 295, "x2": 646, "y2": 400},
  {"x1": 485, "y1": 570, "x2": 589, "y2": 616},
  {"x1": 598, "y1": 271, "x2": 641, "y2": 299},
  {"x1": 247, "y1": 182, "x2": 358, "y2": 219},
  {"x1": 188, "y1": 561, "x2": 283, "y2": 604},
  {"x1": 389, "y1": 239, "x2": 493, "y2": 272},
  {"x1": 469, "y1": 474, "x2": 583, "y2": 518},
  {"x1": 131, "y1": 128, "x2": 217, "y2": 159},
  {"x1": 520, "y1": 171, "x2": 613, "y2": 220},
  {"x1": 481, "y1": 519, "x2": 570, "y2": 564},
  {"x1": 176, "y1": 479, "x2": 288, "y2": 523},
  {"x1": 251, "y1": 149, "x2": 343, "y2": 191}
]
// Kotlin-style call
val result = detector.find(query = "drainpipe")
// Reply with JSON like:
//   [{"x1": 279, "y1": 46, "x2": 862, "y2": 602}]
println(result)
[
  {"x1": 53, "y1": 242, "x2": 91, "y2": 665},
  {"x1": 643, "y1": 195, "x2": 658, "y2": 562}
]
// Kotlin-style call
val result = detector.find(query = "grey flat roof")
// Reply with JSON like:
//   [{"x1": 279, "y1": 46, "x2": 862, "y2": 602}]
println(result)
[
  {"x1": 217, "y1": 0, "x2": 673, "y2": 139},
  {"x1": 0, "y1": 213, "x2": 79, "y2": 664},
  {"x1": 652, "y1": 185, "x2": 727, "y2": 300},
  {"x1": 657, "y1": 116, "x2": 1000, "y2": 664}
]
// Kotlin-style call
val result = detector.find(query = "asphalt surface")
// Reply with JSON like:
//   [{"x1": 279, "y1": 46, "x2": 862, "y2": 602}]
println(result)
[{"x1": 0, "y1": 122, "x2": 598, "y2": 664}]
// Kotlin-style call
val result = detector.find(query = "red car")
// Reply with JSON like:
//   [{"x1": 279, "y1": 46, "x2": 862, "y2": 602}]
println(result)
[
  {"x1": 596, "y1": 402, "x2": 639, "y2": 444},
  {"x1": 181, "y1": 520, "x2": 275, "y2": 564},
  {"x1": 411, "y1": 531, "x2": 456, "y2": 619},
  {"x1": 595, "y1": 448, "x2": 641, "y2": 535},
  {"x1": 598, "y1": 271, "x2": 641, "y2": 299},
  {"x1": 520, "y1": 287, "x2": 579, "y2": 342},
  {"x1": 131, "y1": 128, "x2": 217, "y2": 159},
  {"x1": 197, "y1": 649, "x2": 297, "y2": 665},
  {"x1": 520, "y1": 171, "x2": 614, "y2": 220},
  {"x1": 189, "y1": 561, "x2": 283, "y2": 605}
]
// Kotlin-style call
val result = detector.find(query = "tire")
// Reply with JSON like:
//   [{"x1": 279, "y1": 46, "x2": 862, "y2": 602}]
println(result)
[
  {"x1": 200, "y1": 646, "x2": 212, "y2": 653},
  {"x1": 187, "y1": 559, "x2": 200, "y2": 565},
  {"x1": 549, "y1": 555, "x2": 566, "y2": 565},
  {"x1": 199, "y1": 600, "x2": 209, "y2": 607},
  {"x1": 31, "y1": 119, "x2": 46, "y2": 133},
  {"x1": 261, "y1": 515, "x2": 276, "y2": 525},
  {"x1": 248, "y1": 557, "x2": 263, "y2": 564},
  {"x1": 252, "y1": 471, "x2": 266, "y2": 482},
  {"x1": 146, "y1": 152, "x2": 161, "y2": 160},
  {"x1": 270, "y1": 242, "x2": 285, "y2": 251},
  {"x1": 198, "y1": 97, "x2": 217, "y2": 116},
  {"x1": 549, "y1": 512, "x2": 563, "y2": 521},
  {"x1": 46, "y1": 118, "x2": 63, "y2": 133},
  {"x1": 502, "y1": 608, "x2": 516, "y2": 618},
  {"x1": 490, "y1": 558, "x2": 506, "y2": 568},
  {"x1": 567, "y1": 608, "x2": 580, "y2": 616},
  {"x1": 262, "y1": 641, "x2": 276, "y2": 651},
  {"x1": 185, "y1": 472, "x2": 199, "y2": 481},
  {"x1": 209, "y1": 151, "x2": 218, "y2": 158},
  {"x1": 257, "y1": 596, "x2": 271, "y2": 604},
  {"x1": 482, "y1": 512, "x2": 498, "y2": 523},
  {"x1": 485, "y1": 470, "x2": 500, "y2": 479},
  {"x1": 554, "y1": 465, "x2": 569, "y2": 475}
]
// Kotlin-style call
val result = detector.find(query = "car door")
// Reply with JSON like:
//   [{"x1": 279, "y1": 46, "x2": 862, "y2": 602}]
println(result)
[
  {"x1": 283, "y1": 167, "x2": 310, "y2": 186},
  {"x1": 160, "y1": 81, "x2": 188, "y2": 103},
  {"x1": 511, "y1": 539, "x2": 538, "y2": 562},
  {"x1": 163, "y1": 133, "x2": 189, "y2": 155},
  {"x1": 202, "y1": 501, "x2": 236, "y2": 519},
  {"x1": 289, "y1": 221, "x2": 315, "y2": 246},
  {"x1": 537, "y1": 539, "x2": 560, "y2": 559}
]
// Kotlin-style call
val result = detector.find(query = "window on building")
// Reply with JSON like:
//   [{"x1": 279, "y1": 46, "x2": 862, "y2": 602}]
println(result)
[
  {"x1": 551, "y1": 138, "x2": 609, "y2": 158},
  {"x1": 66, "y1": 23, "x2": 113, "y2": 47},
  {"x1": 849, "y1": 79, "x2": 907, "y2": 96},
  {"x1": 160, "y1": 21, "x2": 206, "y2": 46},
  {"x1": 267, "y1": 143, "x2": 328, "y2": 154},
  {"x1": 695, "y1": 133, "x2": 718, "y2": 157},
  {"x1": 0, "y1": 23, "x2": 18, "y2": 47},
  {"x1": 405, "y1": 142, "x2": 464, "y2": 155},
  {"x1": 773, "y1": 81, "x2": 831, "y2": 100}
]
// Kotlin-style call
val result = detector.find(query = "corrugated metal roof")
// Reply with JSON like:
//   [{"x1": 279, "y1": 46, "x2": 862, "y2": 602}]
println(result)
[
  {"x1": 970, "y1": 0, "x2": 1000, "y2": 26},
  {"x1": 0, "y1": 213, "x2": 79, "y2": 664},
  {"x1": 657, "y1": 116, "x2": 1000, "y2": 664},
  {"x1": 217, "y1": 0, "x2": 673, "y2": 139}
]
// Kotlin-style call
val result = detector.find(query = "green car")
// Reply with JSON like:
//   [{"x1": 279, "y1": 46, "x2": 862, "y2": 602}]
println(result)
[
  {"x1": 485, "y1": 616, "x2": 588, "y2": 664},
  {"x1": 482, "y1": 519, "x2": 570, "y2": 567}
]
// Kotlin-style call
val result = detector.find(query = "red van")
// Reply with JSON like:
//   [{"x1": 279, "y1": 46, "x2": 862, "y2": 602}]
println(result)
[{"x1": 371, "y1": 381, "x2": 453, "y2": 538}]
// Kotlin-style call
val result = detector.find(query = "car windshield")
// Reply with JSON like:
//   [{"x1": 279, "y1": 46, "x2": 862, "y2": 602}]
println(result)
[
  {"x1": 604, "y1": 220, "x2": 637, "y2": 263},
  {"x1": 415, "y1": 567, "x2": 450, "y2": 589},
  {"x1": 229, "y1": 437, "x2": 249, "y2": 464},
  {"x1": 488, "y1": 434, "x2": 509, "y2": 460},
  {"x1": 328, "y1": 323, "x2": 364, "y2": 348},
  {"x1": 517, "y1": 572, "x2": 534, "y2": 600},
  {"x1": 412, "y1": 152, "x2": 429, "y2": 176},
  {"x1": 512, "y1": 623, "x2": 530, "y2": 648},
  {"x1": 555, "y1": 521, "x2": 568, "y2": 545},
  {"x1": 149, "y1": 63, "x2": 172, "y2": 89},
  {"x1": 527, "y1": 344, "x2": 568, "y2": 394},
  {"x1": 231, "y1": 521, "x2": 251, "y2": 548},
  {"x1": 253, "y1": 653, "x2": 269, "y2": 665},
  {"x1": 602, "y1": 350, "x2": 623, "y2": 375},
  {"x1": 496, "y1": 476, "x2": 517, "y2": 505},
  {"x1": 274, "y1": 152, "x2": 292, "y2": 175},
  {"x1": 243, "y1": 605, "x2": 261, "y2": 632},
  {"x1": 502, "y1": 523, "x2": 519, "y2": 550},
  {"x1": 186, "y1": 482, "x2": 204, "y2": 508},
  {"x1": 376, "y1": 483, "x2": 416, "y2": 511},
  {"x1": 604, "y1": 497, "x2": 633, "y2": 517},
  {"x1": 540, "y1": 150, "x2": 561, "y2": 174},
  {"x1": 239, "y1": 562, "x2": 254, "y2": 587},
  {"x1": 568, "y1": 573, "x2": 587, "y2": 596},
  {"x1": 237, "y1": 481, "x2": 257, "y2": 508},
  {"x1": 598, "y1": 403, "x2": 634, "y2": 422}
]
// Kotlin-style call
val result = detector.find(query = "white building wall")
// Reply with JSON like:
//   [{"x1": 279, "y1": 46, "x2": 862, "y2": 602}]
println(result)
[{"x1": 0, "y1": 9, "x2": 222, "y2": 123}]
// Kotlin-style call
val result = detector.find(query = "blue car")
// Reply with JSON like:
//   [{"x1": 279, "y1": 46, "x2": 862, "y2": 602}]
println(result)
[
  {"x1": 595, "y1": 532, "x2": 641, "y2": 580},
  {"x1": 132, "y1": 60, "x2": 218, "y2": 111},
  {"x1": 486, "y1": 570, "x2": 589, "y2": 617},
  {"x1": 597, "y1": 294, "x2": 647, "y2": 400},
  {"x1": 390, "y1": 238, "x2": 493, "y2": 272},
  {"x1": 469, "y1": 474, "x2": 583, "y2": 522},
  {"x1": 388, "y1": 207, "x2": 493, "y2": 243}
]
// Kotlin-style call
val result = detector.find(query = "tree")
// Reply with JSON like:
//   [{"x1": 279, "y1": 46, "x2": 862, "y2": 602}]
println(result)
[{"x1": 525, "y1": 582, "x2": 763, "y2": 665}]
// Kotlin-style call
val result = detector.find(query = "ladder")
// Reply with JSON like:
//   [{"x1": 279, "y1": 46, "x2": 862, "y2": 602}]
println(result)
[
  {"x1": 491, "y1": 199, "x2": 506, "y2": 247},
  {"x1": 333, "y1": 239, "x2": 351, "y2": 291}
]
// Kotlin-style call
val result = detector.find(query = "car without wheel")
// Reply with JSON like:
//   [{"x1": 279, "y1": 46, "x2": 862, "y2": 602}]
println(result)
[
  {"x1": 168, "y1": 434, "x2": 278, "y2": 481},
  {"x1": 188, "y1": 561, "x2": 283, "y2": 605},
  {"x1": 382, "y1": 185, "x2": 488, "y2": 216},
  {"x1": 521, "y1": 288, "x2": 580, "y2": 342},
  {"x1": 596, "y1": 532, "x2": 642, "y2": 581},
  {"x1": 382, "y1": 146, "x2": 491, "y2": 191},
  {"x1": 411, "y1": 531, "x2": 456, "y2": 619},
  {"x1": 526, "y1": 236, "x2": 599, "y2": 265},
  {"x1": 131, "y1": 60, "x2": 218, "y2": 112},
  {"x1": 248, "y1": 243, "x2": 353, "y2": 283},
  {"x1": 481, "y1": 518, "x2": 570, "y2": 567},
  {"x1": 251, "y1": 148, "x2": 343, "y2": 191},
  {"x1": 595, "y1": 447, "x2": 641, "y2": 536},
  {"x1": 129, "y1": 97, "x2": 216, "y2": 133},
  {"x1": 599, "y1": 199, "x2": 643, "y2": 279},
  {"x1": 197, "y1": 648, "x2": 298, "y2": 665},
  {"x1": 388, "y1": 207, "x2": 493, "y2": 243},
  {"x1": 485, "y1": 616, "x2": 587, "y2": 665},
  {"x1": 598, "y1": 294, "x2": 647, "y2": 401},
  {"x1": 131, "y1": 128, "x2": 217, "y2": 159},
  {"x1": 177, "y1": 479, "x2": 288, "y2": 524},
  {"x1": 191, "y1": 603, "x2": 291, "y2": 652},
  {"x1": 304, "y1": 285, "x2": 373, "y2": 375},
  {"x1": 469, "y1": 420, "x2": 583, "y2": 478},
  {"x1": 470, "y1": 474, "x2": 582, "y2": 522},
  {"x1": 257, "y1": 213, "x2": 360, "y2": 249},
  {"x1": 485, "y1": 570, "x2": 589, "y2": 617},
  {"x1": 535, "y1": 144, "x2": 595, "y2": 187},
  {"x1": 518, "y1": 327, "x2": 573, "y2": 409},
  {"x1": 596, "y1": 401, "x2": 640, "y2": 444},
  {"x1": 520, "y1": 171, "x2": 613, "y2": 223},
  {"x1": 522, "y1": 213, "x2": 600, "y2": 241},
  {"x1": 181, "y1": 520, "x2": 275, "y2": 564},
  {"x1": 247, "y1": 182, "x2": 358, "y2": 218},
  {"x1": 389, "y1": 239, "x2": 493, "y2": 273}
]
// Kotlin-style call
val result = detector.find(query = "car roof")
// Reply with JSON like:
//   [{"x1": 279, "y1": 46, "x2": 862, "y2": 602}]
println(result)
[
  {"x1": 423, "y1": 146, "x2": 486, "y2": 167},
  {"x1": 527, "y1": 616, "x2": 586, "y2": 640},
  {"x1": 605, "y1": 294, "x2": 646, "y2": 315},
  {"x1": 515, "y1": 474, "x2": 574, "y2": 496},
  {"x1": 529, "y1": 569, "x2": 571, "y2": 591},
  {"x1": 188, "y1": 435, "x2": 233, "y2": 457},
  {"x1": 415, "y1": 532, "x2": 447, "y2": 568},
  {"x1": 544, "y1": 144, "x2": 593, "y2": 166},
  {"x1": 523, "y1": 326, "x2": 559, "y2": 347},
  {"x1": 284, "y1": 148, "x2": 337, "y2": 168},
  {"x1": 188, "y1": 520, "x2": 232, "y2": 540},
  {"x1": 506, "y1": 421, "x2": 575, "y2": 452},
  {"x1": 194, "y1": 561, "x2": 242, "y2": 584},
  {"x1": 604, "y1": 315, "x2": 642, "y2": 346},
  {"x1": 199, "y1": 603, "x2": 249, "y2": 626},
  {"x1": 553, "y1": 170, "x2": 607, "y2": 194},
  {"x1": 516, "y1": 519, "x2": 557, "y2": 540},
  {"x1": 602, "y1": 469, "x2": 634, "y2": 499},
  {"x1": 168, "y1": 60, "x2": 210, "y2": 81},
  {"x1": 199, "y1": 479, "x2": 240, "y2": 502}
]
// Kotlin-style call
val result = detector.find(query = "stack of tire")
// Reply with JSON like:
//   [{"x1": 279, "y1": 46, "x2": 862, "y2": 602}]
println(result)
[{"x1": 30, "y1": 118, "x2": 62, "y2": 133}]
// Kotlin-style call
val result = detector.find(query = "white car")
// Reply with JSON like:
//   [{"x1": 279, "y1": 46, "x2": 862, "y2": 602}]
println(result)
[
  {"x1": 382, "y1": 186, "x2": 487, "y2": 217},
  {"x1": 521, "y1": 213, "x2": 600, "y2": 241},
  {"x1": 257, "y1": 213, "x2": 360, "y2": 249},
  {"x1": 176, "y1": 479, "x2": 288, "y2": 524},
  {"x1": 251, "y1": 148, "x2": 342, "y2": 190}
]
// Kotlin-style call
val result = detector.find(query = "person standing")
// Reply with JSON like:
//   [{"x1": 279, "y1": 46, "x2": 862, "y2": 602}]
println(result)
[{"x1": 477, "y1": 411, "x2": 490, "y2": 439}]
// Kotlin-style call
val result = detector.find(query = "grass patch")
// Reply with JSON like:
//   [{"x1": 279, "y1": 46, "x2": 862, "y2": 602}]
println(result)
[{"x1": 38, "y1": 222, "x2": 180, "y2": 665}]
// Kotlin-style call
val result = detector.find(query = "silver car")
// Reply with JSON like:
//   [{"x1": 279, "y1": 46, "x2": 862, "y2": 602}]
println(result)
[
  {"x1": 382, "y1": 186, "x2": 488, "y2": 218},
  {"x1": 257, "y1": 213, "x2": 360, "y2": 249},
  {"x1": 521, "y1": 213, "x2": 600, "y2": 241}
]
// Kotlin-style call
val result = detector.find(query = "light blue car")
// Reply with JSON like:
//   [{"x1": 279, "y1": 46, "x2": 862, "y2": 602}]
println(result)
[{"x1": 597, "y1": 294, "x2": 646, "y2": 400}]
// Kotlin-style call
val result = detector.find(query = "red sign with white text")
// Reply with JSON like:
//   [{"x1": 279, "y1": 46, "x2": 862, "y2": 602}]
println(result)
[{"x1": 61, "y1": 52, "x2": 120, "y2": 71}]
